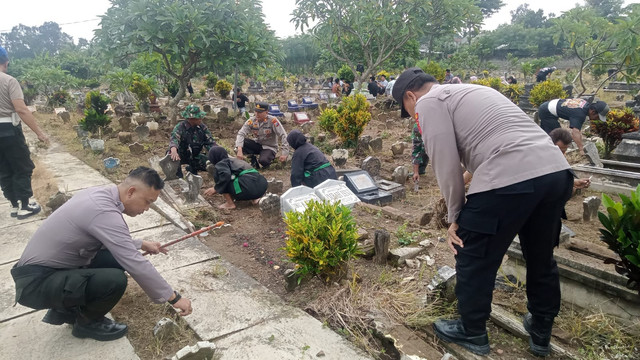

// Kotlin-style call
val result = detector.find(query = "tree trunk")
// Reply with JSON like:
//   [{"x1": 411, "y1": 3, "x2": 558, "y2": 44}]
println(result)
[{"x1": 168, "y1": 77, "x2": 187, "y2": 107}]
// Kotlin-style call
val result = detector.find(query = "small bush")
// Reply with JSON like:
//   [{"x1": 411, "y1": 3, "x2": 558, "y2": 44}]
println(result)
[
  {"x1": 470, "y1": 78, "x2": 523, "y2": 104},
  {"x1": 129, "y1": 77, "x2": 152, "y2": 104},
  {"x1": 283, "y1": 200, "x2": 360, "y2": 282},
  {"x1": 215, "y1": 79, "x2": 232, "y2": 98},
  {"x1": 529, "y1": 80, "x2": 567, "y2": 107},
  {"x1": 590, "y1": 107, "x2": 639, "y2": 157},
  {"x1": 199, "y1": 88, "x2": 206, "y2": 97},
  {"x1": 396, "y1": 222, "x2": 420, "y2": 246},
  {"x1": 49, "y1": 90, "x2": 70, "y2": 107},
  {"x1": 334, "y1": 94, "x2": 372, "y2": 147},
  {"x1": 417, "y1": 60, "x2": 446, "y2": 83},
  {"x1": 337, "y1": 65, "x2": 355, "y2": 83},
  {"x1": 471, "y1": 77, "x2": 503, "y2": 91},
  {"x1": 318, "y1": 107, "x2": 339, "y2": 133},
  {"x1": 376, "y1": 70, "x2": 391, "y2": 80},
  {"x1": 205, "y1": 72, "x2": 218, "y2": 89},
  {"x1": 598, "y1": 185, "x2": 640, "y2": 295},
  {"x1": 79, "y1": 90, "x2": 111, "y2": 133}
]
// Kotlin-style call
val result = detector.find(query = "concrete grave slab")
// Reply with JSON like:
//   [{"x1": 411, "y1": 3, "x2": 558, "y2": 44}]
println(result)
[
  {"x1": 134, "y1": 225, "x2": 220, "y2": 273},
  {"x1": 151, "y1": 196, "x2": 192, "y2": 233},
  {"x1": 161, "y1": 259, "x2": 288, "y2": 341},
  {"x1": 0, "y1": 210, "x2": 45, "y2": 230},
  {"x1": 215, "y1": 308, "x2": 372, "y2": 360},
  {"x1": 126, "y1": 209, "x2": 170, "y2": 233},
  {"x1": 44, "y1": 152, "x2": 98, "y2": 178},
  {"x1": 0, "y1": 263, "x2": 36, "y2": 323},
  {"x1": 0, "y1": 311, "x2": 139, "y2": 360},
  {"x1": 55, "y1": 172, "x2": 113, "y2": 193},
  {"x1": 0, "y1": 219, "x2": 43, "y2": 265}
]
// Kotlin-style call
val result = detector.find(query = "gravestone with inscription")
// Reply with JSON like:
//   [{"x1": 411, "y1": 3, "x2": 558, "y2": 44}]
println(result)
[
  {"x1": 280, "y1": 186, "x2": 321, "y2": 215},
  {"x1": 313, "y1": 179, "x2": 360, "y2": 208},
  {"x1": 343, "y1": 170, "x2": 392, "y2": 205}
]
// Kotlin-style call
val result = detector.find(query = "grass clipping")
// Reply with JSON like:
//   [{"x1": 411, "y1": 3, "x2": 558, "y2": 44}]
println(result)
[{"x1": 304, "y1": 267, "x2": 456, "y2": 356}]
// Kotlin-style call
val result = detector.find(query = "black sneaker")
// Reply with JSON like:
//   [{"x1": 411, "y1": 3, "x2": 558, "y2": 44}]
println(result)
[
  {"x1": 72, "y1": 317, "x2": 128, "y2": 341},
  {"x1": 433, "y1": 319, "x2": 490, "y2": 355},
  {"x1": 10, "y1": 205, "x2": 18, "y2": 217},
  {"x1": 523, "y1": 313, "x2": 552, "y2": 357},
  {"x1": 42, "y1": 308, "x2": 77, "y2": 325},
  {"x1": 16, "y1": 201, "x2": 41, "y2": 220}
]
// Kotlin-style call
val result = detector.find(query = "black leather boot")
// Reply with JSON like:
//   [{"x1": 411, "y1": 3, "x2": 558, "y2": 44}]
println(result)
[
  {"x1": 523, "y1": 312, "x2": 553, "y2": 357},
  {"x1": 72, "y1": 316, "x2": 128, "y2": 341},
  {"x1": 42, "y1": 308, "x2": 77, "y2": 325},
  {"x1": 433, "y1": 319, "x2": 490, "y2": 355}
]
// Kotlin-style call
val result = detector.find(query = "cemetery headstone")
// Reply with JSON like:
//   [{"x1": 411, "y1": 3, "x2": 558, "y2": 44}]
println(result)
[
  {"x1": 58, "y1": 111, "x2": 70, "y2": 123},
  {"x1": 118, "y1": 132, "x2": 133, "y2": 144},
  {"x1": 427, "y1": 265, "x2": 457, "y2": 302},
  {"x1": 361, "y1": 156, "x2": 381, "y2": 178},
  {"x1": 374, "y1": 229, "x2": 390, "y2": 265},
  {"x1": 129, "y1": 142, "x2": 145, "y2": 155},
  {"x1": 159, "y1": 154, "x2": 181, "y2": 180},
  {"x1": 317, "y1": 133, "x2": 326, "y2": 142},
  {"x1": 218, "y1": 107, "x2": 229, "y2": 122},
  {"x1": 343, "y1": 170, "x2": 392, "y2": 205},
  {"x1": 203, "y1": 104, "x2": 212, "y2": 112},
  {"x1": 119, "y1": 117, "x2": 133, "y2": 132},
  {"x1": 301, "y1": 121, "x2": 313, "y2": 133},
  {"x1": 103, "y1": 157, "x2": 120, "y2": 173},
  {"x1": 267, "y1": 178, "x2": 284, "y2": 194},
  {"x1": 89, "y1": 139, "x2": 105, "y2": 154},
  {"x1": 135, "y1": 124, "x2": 150, "y2": 140},
  {"x1": 583, "y1": 196, "x2": 602, "y2": 222},
  {"x1": 147, "y1": 120, "x2": 159, "y2": 134},
  {"x1": 259, "y1": 193, "x2": 281, "y2": 218},
  {"x1": 184, "y1": 172, "x2": 203, "y2": 203},
  {"x1": 153, "y1": 317, "x2": 179, "y2": 339},
  {"x1": 369, "y1": 137, "x2": 383, "y2": 152},
  {"x1": 584, "y1": 141, "x2": 603, "y2": 167},
  {"x1": 46, "y1": 191, "x2": 72, "y2": 212},
  {"x1": 391, "y1": 142, "x2": 405, "y2": 156},
  {"x1": 377, "y1": 179, "x2": 405, "y2": 200},
  {"x1": 389, "y1": 247, "x2": 423, "y2": 266},
  {"x1": 313, "y1": 179, "x2": 360, "y2": 208},
  {"x1": 331, "y1": 149, "x2": 349, "y2": 167},
  {"x1": 172, "y1": 341, "x2": 216, "y2": 360},
  {"x1": 75, "y1": 125, "x2": 89, "y2": 139},
  {"x1": 392, "y1": 166, "x2": 408, "y2": 185},
  {"x1": 280, "y1": 186, "x2": 320, "y2": 215}
]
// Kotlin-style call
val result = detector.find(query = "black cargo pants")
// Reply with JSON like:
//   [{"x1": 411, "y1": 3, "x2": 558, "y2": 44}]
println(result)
[
  {"x1": 453, "y1": 170, "x2": 573, "y2": 334},
  {"x1": 0, "y1": 126, "x2": 35, "y2": 205},
  {"x1": 242, "y1": 138, "x2": 276, "y2": 168},
  {"x1": 11, "y1": 250, "x2": 127, "y2": 321}
]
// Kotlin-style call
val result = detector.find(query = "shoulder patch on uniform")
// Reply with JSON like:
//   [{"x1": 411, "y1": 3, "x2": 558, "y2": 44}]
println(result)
[
  {"x1": 272, "y1": 118, "x2": 279, "y2": 126},
  {"x1": 246, "y1": 120, "x2": 253, "y2": 126}
]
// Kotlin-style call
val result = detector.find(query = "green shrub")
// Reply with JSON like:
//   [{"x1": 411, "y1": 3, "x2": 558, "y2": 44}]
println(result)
[
  {"x1": 470, "y1": 78, "x2": 523, "y2": 104},
  {"x1": 49, "y1": 90, "x2": 70, "y2": 107},
  {"x1": 396, "y1": 222, "x2": 420, "y2": 246},
  {"x1": 199, "y1": 88, "x2": 206, "y2": 97},
  {"x1": 590, "y1": 107, "x2": 639, "y2": 158},
  {"x1": 417, "y1": 60, "x2": 446, "y2": 83},
  {"x1": 205, "y1": 72, "x2": 218, "y2": 89},
  {"x1": 284, "y1": 200, "x2": 360, "y2": 283},
  {"x1": 598, "y1": 185, "x2": 640, "y2": 295},
  {"x1": 529, "y1": 80, "x2": 567, "y2": 107},
  {"x1": 79, "y1": 90, "x2": 111, "y2": 133},
  {"x1": 318, "y1": 107, "x2": 339, "y2": 133},
  {"x1": 334, "y1": 94, "x2": 372, "y2": 147},
  {"x1": 471, "y1": 77, "x2": 503, "y2": 92},
  {"x1": 337, "y1": 65, "x2": 355, "y2": 83},
  {"x1": 167, "y1": 80, "x2": 179, "y2": 97},
  {"x1": 215, "y1": 79, "x2": 232, "y2": 98},
  {"x1": 129, "y1": 77, "x2": 152, "y2": 103}
]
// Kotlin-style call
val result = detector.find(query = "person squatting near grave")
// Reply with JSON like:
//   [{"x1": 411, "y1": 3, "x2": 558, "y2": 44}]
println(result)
[
  {"x1": 168, "y1": 104, "x2": 216, "y2": 178},
  {"x1": 11, "y1": 167, "x2": 192, "y2": 341},
  {"x1": 393, "y1": 67, "x2": 573, "y2": 357},
  {"x1": 536, "y1": 66, "x2": 557, "y2": 82},
  {"x1": 203, "y1": 146, "x2": 267, "y2": 209},
  {"x1": 0, "y1": 45, "x2": 49, "y2": 219},
  {"x1": 235, "y1": 102, "x2": 289, "y2": 169},
  {"x1": 287, "y1": 130, "x2": 337, "y2": 188},
  {"x1": 549, "y1": 128, "x2": 591, "y2": 191},
  {"x1": 235, "y1": 88, "x2": 249, "y2": 114},
  {"x1": 538, "y1": 98, "x2": 610, "y2": 155}
]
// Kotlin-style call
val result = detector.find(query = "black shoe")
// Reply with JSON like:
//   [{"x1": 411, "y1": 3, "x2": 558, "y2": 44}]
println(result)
[
  {"x1": 42, "y1": 308, "x2": 76, "y2": 325},
  {"x1": 433, "y1": 319, "x2": 490, "y2": 355},
  {"x1": 176, "y1": 167, "x2": 184, "y2": 179},
  {"x1": 72, "y1": 317, "x2": 128, "y2": 341},
  {"x1": 523, "y1": 313, "x2": 552, "y2": 357},
  {"x1": 249, "y1": 156, "x2": 259, "y2": 169},
  {"x1": 16, "y1": 201, "x2": 41, "y2": 220}
]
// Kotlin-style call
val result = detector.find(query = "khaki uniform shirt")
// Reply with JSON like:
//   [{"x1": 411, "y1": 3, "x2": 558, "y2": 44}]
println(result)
[
  {"x1": 235, "y1": 115, "x2": 289, "y2": 156},
  {"x1": 415, "y1": 84, "x2": 570, "y2": 223},
  {"x1": 0, "y1": 72, "x2": 22, "y2": 117}
]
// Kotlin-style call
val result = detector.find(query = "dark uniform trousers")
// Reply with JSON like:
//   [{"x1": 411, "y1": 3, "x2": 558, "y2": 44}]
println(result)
[
  {"x1": 537, "y1": 101, "x2": 559, "y2": 134},
  {"x1": 454, "y1": 170, "x2": 573, "y2": 335},
  {"x1": 242, "y1": 138, "x2": 276, "y2": 168},
  {"x1": 0, "y1": 126, "x2": 35, "y2": 205},
  {"x1": 11, "y1": 250, "x2": 127, "y2": 321}
]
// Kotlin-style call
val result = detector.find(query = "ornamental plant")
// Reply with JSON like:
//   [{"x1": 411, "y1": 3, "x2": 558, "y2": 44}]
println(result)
[
  {"x1": 205, "y1": 72, "x2": 218, "y2": 89},
  {"x1": 417, "y1": 60, "x2": 445, "y2": 83},
  {"x1": 376, "y1": 70, "x2": 390, "y2": 80},
  {"x1": 49, "y1": 90, "x2": 70, "y2": 107},
  {"x1": 318, "y1": 107, "x2": 339, "y2": 133},
  {"x1": 215, "y1": 79, "x2": 232, "y2": 98},
  {"x1": 283, "y1": 200, "x2": 360, "y2": 283},
  {"x1": 79, "y1": 91, "x2": 111, "y2": 133},
  {"x1": 333, "y1": 94, "x2": 372, "y2": 147},
  {"x1": 470, "y1": 78, "x2": 523, "y2": 104},
  {"x1": 337, "y1": 64, "x2": 355, "y2": 83},
  {"x1": 598, "y1": 186, "x2": 640, "y2": 295},
  {"x1": 590, "y1": 107, "x2": 639, "y2": 157},
  {"x1": 529, "y1": 79, "x2": 567, "y2": 107}
]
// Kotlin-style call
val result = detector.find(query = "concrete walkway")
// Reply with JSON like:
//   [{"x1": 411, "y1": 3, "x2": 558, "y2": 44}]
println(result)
[{"x1": 0, "y1": 133, "x2": 371, "y2": 359}]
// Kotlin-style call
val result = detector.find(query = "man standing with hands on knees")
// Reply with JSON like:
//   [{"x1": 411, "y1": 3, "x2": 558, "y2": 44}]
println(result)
[
  {"x1": 11, "y1": 167, "x2": 192, "y2": 341},
  {"x1": 393, "y1": 68, "x2": 572, "y2": 357}
]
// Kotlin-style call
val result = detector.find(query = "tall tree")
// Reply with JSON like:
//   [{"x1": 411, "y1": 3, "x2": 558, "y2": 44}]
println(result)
[
  {"x1": 510, "y1": 4, "x2": 548, "y2": 29},
  {"x1": 96, "y1": 0, "x2": 280, "y2": 106},
  {"x1": 0, "y1": 22, "x2": 74, "y2": 59},
  {"x1": 279, "y1": 34, "x2": 321, "y2": 74},
  {"x1": 585, "y1": 0, "x2": 624, "y2": 19},
  {"x1": 420, "y1": 0, "x2": 481, "y2": 61},
  {"x1": 476, "y1": 0, "x2": 504, "y2": 17}
]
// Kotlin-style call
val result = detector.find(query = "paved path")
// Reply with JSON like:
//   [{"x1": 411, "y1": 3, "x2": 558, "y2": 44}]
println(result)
[{"x1": 0, "y1": 131, "x2": 371, "y2": 359}]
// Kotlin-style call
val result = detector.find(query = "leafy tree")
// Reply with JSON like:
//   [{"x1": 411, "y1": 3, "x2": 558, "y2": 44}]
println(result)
[
  {"x1": 476, "y1": 0, "x2": 504, "y2": 17},
  {"x1": 0, "y1": 22, "x2": 74, "y2": 59},
  {"x1": 510, "y1": 4, "x2": 548, "y2": 29},
  {"x1": 21, "y1": 65, "x2": 78, "y2": 104},
  {"x1": 96, "y1": 0, "x2": 280, "y2": 107},
  {"x1": 279, "y1": 34, "x2": 321, "y2": 74},
  {"x1": 586, "y1": 0, "x2": 624, "y2": 19}
]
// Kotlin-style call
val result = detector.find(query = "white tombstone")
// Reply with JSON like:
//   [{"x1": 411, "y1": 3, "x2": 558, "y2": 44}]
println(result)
[
  {"x1": 313, "y1": 179, "x2": 360, "y2": 208},
  {"x1": 280, "y1": 186, "x2": 320, "y2": 216}
]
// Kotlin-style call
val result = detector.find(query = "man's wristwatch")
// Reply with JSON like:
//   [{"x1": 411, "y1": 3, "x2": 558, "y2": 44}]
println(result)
[{"x1": 168, "y1": 291, "x2": 182, "y2": 305}]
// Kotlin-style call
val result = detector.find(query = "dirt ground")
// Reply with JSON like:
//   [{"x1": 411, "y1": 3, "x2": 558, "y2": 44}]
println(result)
[{"x1": 31, "y1": 95, "x2": 636, "y2": 360}]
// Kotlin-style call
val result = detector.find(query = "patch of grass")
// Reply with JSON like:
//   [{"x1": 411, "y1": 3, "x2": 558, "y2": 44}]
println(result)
[
  {"x1": 380, "y1": 131, "x2": 390, "y2": 139},
  {"x1": 395, "y1": 222, "x2": 420, "y2": 246}
]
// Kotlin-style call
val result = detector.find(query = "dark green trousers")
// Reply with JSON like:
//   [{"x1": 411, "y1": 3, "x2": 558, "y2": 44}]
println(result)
[{"x1": 11, "y1": 250, "x2": 128, "y2": 321}]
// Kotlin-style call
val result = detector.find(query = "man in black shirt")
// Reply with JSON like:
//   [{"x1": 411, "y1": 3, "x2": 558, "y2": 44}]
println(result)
[
  {"x1": 235, "y1": 88, "x2": 250, "y2": 114},
  {"x1": 538, "y1": 98, "x2": 609, "y2": 155}
]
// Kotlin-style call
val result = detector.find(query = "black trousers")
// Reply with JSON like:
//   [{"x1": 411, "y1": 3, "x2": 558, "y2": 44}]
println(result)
[
  {"x1": 227, "y1": 172, "x2": 268, "y2": 201},
  {"x1": 242, "y1": 139, "x2": 276, "y2": 168},
  {"x1": 0, "y1": 128, "x2": 35, "y2": 205},
  {"x1": 11, "y1": 250, "x2": 127, "y2": 321},
  {"x1": 538, "y1": 101, "x2": 559, "y2": 134},
  {"x1": 454, "y1": 170, "x2": 573, "y2": 334}
]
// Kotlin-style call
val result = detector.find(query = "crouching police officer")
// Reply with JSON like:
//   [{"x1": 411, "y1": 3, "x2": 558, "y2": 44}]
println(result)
[{"x1": 235, "y1": 102, "x2": 289, "y2": 169}]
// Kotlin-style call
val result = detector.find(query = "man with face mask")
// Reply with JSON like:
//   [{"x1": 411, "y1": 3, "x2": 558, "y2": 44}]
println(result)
[{"x1": 11, "y1": 167, "x2": 192, "y2": 341}]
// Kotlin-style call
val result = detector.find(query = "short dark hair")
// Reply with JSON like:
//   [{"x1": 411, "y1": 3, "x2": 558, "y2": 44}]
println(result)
[
  {"x1": 128, "y1": 166, "x2": 164, "y2": 190},
  {"x1": 370, "y1": 76, "x2": 376, "y2": 81},
  {"x1": 549, "y1": 128, "x2": 572, "y2": 145}
]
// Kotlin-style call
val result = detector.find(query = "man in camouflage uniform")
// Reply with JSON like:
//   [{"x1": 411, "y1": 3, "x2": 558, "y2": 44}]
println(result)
[
  {"x1": 411, "y1": 122, "x2": 429, "y2": 182},
  {"x1": 168, "y1": 104, "x2": 216, "y2": 178},
  {"x1": 235, "y1": 102, "x2": 289, "y2": 169}
]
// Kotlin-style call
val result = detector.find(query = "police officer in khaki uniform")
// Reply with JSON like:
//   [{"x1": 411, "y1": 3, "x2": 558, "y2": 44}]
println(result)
[{"x1": 235, "y1": 102, "x2": 289, "y2": 169}]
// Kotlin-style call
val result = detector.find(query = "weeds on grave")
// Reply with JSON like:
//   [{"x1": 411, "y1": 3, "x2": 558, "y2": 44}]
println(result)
[
  {"x1": 598, "y1": 185, "x2": 640, "y2": 295},
  {"x1": 283, "y1": 200, "x2": 360, "y2": 283},
  {"x1": 79, "y1": 90, "x2": 111, "y2": 133},
  {"x1": 396, "y1": 222, "x2": 420, "y2": 246},
  {"x1": 529, "y1": 79, "x2": 567, "y2": 107},
  {"x1": 590, "y1": 107, "x2": 639, "y2": 158}
]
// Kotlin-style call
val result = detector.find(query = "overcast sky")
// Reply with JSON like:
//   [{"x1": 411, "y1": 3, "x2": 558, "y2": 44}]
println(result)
[{"x1": 1, "y1": 0, "x2": 638, "y2": 43}]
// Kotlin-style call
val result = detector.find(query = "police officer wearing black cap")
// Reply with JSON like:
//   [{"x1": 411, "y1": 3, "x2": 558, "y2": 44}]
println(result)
[
  {"x1": 235, "y1": 102, "x2": 289, "y2": 169},
  {"x1": 393, "y1": 67, "x2": 573, "y2": 357}
]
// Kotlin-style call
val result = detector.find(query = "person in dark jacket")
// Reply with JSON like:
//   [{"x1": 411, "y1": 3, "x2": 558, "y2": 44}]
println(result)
[
  {"x1": 203, "y1": 146, "x2": 267, "y2": 209},
  {"x1": 287, "y1": 130, "x2": 337, "y2": 188}
]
